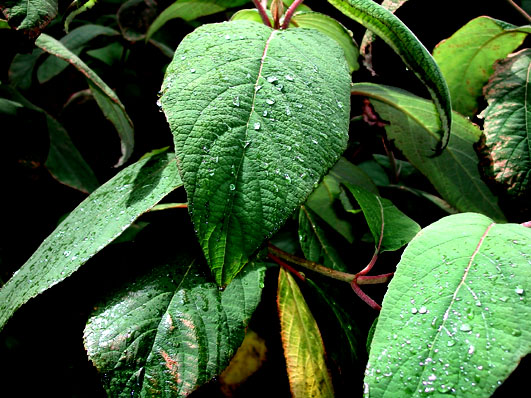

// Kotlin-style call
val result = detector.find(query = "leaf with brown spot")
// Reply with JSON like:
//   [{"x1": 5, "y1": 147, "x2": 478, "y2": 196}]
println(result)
[{"x1": 0, "y1": 0, "x2": 58, "y2": 38}]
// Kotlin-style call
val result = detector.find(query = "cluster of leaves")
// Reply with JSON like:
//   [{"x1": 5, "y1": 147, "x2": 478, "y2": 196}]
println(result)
[{"x1": 0, "y1": 0, "x2": 530, "y2": 397}]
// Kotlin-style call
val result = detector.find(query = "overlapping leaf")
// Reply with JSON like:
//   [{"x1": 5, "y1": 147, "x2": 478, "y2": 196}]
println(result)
[
  {"x1": 85, "y1": 252, "x2": 266, "y2": 397},
  {"x1": 0, "y1": 0, "x2": 58, "y2": 38},
  {"x1": 0, "y1": 152, "x2": 182, "y2": 331},
  {"x1": 480, "y1": 49, "x2": 531, "y2": 199},
  {"x1": 278, "y1": 268, "x2": 334, "y2": 398},
  {"x1": 433, "y1": 16, "x2": 530, "y2": 117},
  {"x1": 365, "y1": 213, "x2": 531, "y2": 397},
  {"x1": 160, "y1": 20, "x2": 351, "y2": 286},
  {"x1": 35, "y1": 33, "x2": 134, "y2": 167},
  {"x1": 352, "y1": 83, "x2": 506, "y2": 221}
]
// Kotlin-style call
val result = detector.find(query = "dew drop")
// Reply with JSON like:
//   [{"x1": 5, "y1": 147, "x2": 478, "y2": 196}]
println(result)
[
  {"x1": 411, "y1": 308, "x2": 418, "y2": 314},
  {"x1": 285, "y1": 74, "x2": 294, "y2": 81},
  {"x1": 229, "y1": 184, "x2": 236, "y2": 191},
  {"x1": 460, "y1": 324, "x2": 472, "y2": 332},
  {"x1": 515, "y1": 286, "x2": 524, "y2": 295},
  {"x1": 190, "y1": 68, "x2": 196, "y2": 73},
  {"x1": 267, "y1": 76, "x2": 278, "y2": 83},
  {"x1": 266, "y1": 98, "x2": 275, "y2": 105},
  {"x1": 419, "y1": 306, "x2": 427, "y2": 314},
  {"x1": 232, "y1": 96, "x2": 240, "y2": 107},
  {"x1": 286, "y1": 107, "x2": 291, "y2": 116},
  {"x1": 254, "y1": 122, "x2": 261, "y2": 130}
]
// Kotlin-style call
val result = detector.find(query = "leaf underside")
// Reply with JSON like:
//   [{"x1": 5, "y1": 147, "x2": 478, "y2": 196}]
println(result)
[
  {"x1": 161, "y1": 20, "x2": 351, "y2": 286},
  {"x1": 365, "y1": 213, "x2": 531, "y2": 397}
]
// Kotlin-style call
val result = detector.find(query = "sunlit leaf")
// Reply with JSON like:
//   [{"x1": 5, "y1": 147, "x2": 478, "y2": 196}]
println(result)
[{"x1": 365, "y1": 213, "x2": 531, "y2": 397}]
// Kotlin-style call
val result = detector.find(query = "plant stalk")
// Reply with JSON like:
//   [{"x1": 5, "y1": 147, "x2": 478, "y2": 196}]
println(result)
[
  {"x1": 505, "y1": 0, "x2": 531, "y2": 23},
  {"x1": 281, "y1": 0, "x2": 305, "y2": 29},
  {"x1": 252, "y1": 0, "x2": 272, "y2": 27}
]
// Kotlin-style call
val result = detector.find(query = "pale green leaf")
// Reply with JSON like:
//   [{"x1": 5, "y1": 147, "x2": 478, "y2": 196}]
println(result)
[
  {"x1": 480, "y1": 48, "x2": 531, "y2": 199},
  {"x1": 0, "y1": 0, "x2": 57, "y2": 38},
  {"x1": 0, "y1": 153, "x2": 183, "y2": 332},
  {"x1": 85, "y1": 252, "x2": 265, "y2": 397},
  {"x1": 35, "y1": 33, "x2": 134, "y2": 167},
  {"x1": 433, "y1": 16, "x2": 530, "y2": 117},
  {"x1": 160, "y1": 20, "x2": 351, "y2": 285},
  {"x1": 278, "y1": 268, "x2": 334, "y2": 398},
  {"x1": 351, "y1": 82, "x2": 506, "y2": 221},
  {"x1": 344, "y1": 183, "x2": 420, "y2": 252},
  {"x1": 365, "y1": 213, "x2": 531, "y2": 397},
  {"x1": 328, "y1": 0, "x2": 452, "y2": 151}
]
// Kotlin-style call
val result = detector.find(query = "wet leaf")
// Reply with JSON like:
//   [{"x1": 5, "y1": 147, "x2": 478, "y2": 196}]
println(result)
[
  {"x1": 0, "y1": 153, "x2": 182, "y2": 331},
  {"x1": 278, "y1": 268, "x2": 334, "y2": 398},
  {"x1": 352, "y1": 83, "x2": 506, "y2": 221},
  {"x1": 0, "y1": 0, "x2": 58, "y2": 38},
  {"x1": 344, "y1": 183, "x2": 420, "y2": 252},
  {"x1": 433, "y1": 16, "x2": 530, "y2": 117},
  {"x1": 480, "y1": 49, "x2": 531, "y2": 199},
  {"x1": 365, "y1": 213, "x2": 531, "y2": 397},
  {"x1": 160, "y1": 20, "x2": 351, "y2": 286},
  {"x1": 84, "y1": 252, "x2": 265, "y2": 397},
  {"x1": 35, "y1": 33, "x2": 134, "y2": 167}
]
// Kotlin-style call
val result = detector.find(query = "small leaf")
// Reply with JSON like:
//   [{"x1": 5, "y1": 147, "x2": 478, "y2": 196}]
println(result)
[
  {"x1": 306, "y1": 157, "x2": 378, "y2": 243},
  {"x1": 117, "y1": 0, "x2": 157, "y2": 42},
  {"x1": 278, "y1": 268, "x2": 334, "y2": 398},
  {"x1": 328, "y1": 0, "x2": 452, "y2": 151},
  {"x1": 160, "y1": 20, "x2": 351, "y2": 285},
  {"x1": 0, "y1": 0, "x2": 58, "y2": 38},
  {"x1": 433, "y1": 16, "x2": 530, "y2": 117},
  {"x1": 291, "y1": 11, "x2": 360, "y2": 73},
  {"x1": 352, "y1": 82, "x2": 506, "y2": 221},
  {"x1": 365, "y1": 213, "x2": 531, "y2": 397},
  {"x1": 35, "y1": 33, "x2": 134, "y2": 167},
  {"x1": 480, "y1": 49, "x2": 531, "y2": 199},
  {"x1": 84, "y1": 252, "x2": 266, "y2": 397},
  {"x1": 37, "y1": 24, "x2": 120, "y2": 84},
  {"x1": 299, "y1": 205, "x2": 347, "y2": 271},
  {"x1": 0, "y1": 153, "x2": 183, "y2": 332},
  {"x1": 146, "y1": 0, "x2": 249, "y2": 41},
  {"x1": 0, "y1": 98, "x2": 23, "y2": 114},
  {"x1": 9, "y1": 48, "x2": 44, "y2": 90},
  {"x1": 344, "y1": 183, "x2": 420, "y2": 252}
]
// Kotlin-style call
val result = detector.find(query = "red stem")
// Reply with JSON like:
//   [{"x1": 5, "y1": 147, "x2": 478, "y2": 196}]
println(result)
[
  {"x1": 281, "y1": 0, "x2": 304, "y2": 29},
  {"x1": 268, "y1": 253, "x2": 306, "y2": 281},
  {"x1": 252, "y1": 0, "x2": 272, "y2": 27},
  {"x1": 351, "y1": 280, "x2": 381, "y2": 311}
]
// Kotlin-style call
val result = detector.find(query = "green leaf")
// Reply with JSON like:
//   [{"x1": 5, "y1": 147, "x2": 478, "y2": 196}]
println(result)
[
  {"x1": 146, "y1": 0, "x2": 249, "y2": 41},
  {"x1": 85, "y1": 252, "x2": 265, "y2": 397},
  {"x1": 0, "y1": 153, "x2": 183, "y2": 332},
  {"x1": 37, "y1": 24, "x2": 119, "y2": 84},
  {"x1": 291, "y1": 11, "x2": 359, "y2": 73},
  {"x1": 480, "y1": 48, "x2": 531, "y2": 199},
  {"x1": 9, "y1": 48, "x2": 45, "y2": 90},
  {"x1": 277, "y1": 268, "x2": 335, "y2": 398},
  {"x1": 230, "y1": 8, "x2": 268, "y2": 24},
  {"x1": 344, "y1": 183, "x2": 420, "y2": 252},
  {"x1": 328, "y1": 0, "x2": 452, "y2": 152},
  {"x1": 160, "y1": 20, "x2": 351, "y2": 285},
  {"x1": 0, "y1": 98, "x2": 23, "y2": 115},
  {"x1": 352, "y1": 82, "x2": 506, "y2": 222},
  {"x1": 35, "y1": 33, "x2": 134, "y2": 167},
  {"x1": 365, "y1": 213, "x2": 531, "y2": 397},
  {"x1": 299, "y1": 205, "x2": 347, "y2": 271},
  {"x1": 0, "y1": 0, "x2": 58, "y2": 38},
  {"x1": 433, "y1": 16, "x2": 530, "y2": 117},
  {"x1": 117, "y1": 0, "x2": 157, "y2": 41},
  {"x1": 306, "y1": 157, "x2": 378, "y2": 243}
]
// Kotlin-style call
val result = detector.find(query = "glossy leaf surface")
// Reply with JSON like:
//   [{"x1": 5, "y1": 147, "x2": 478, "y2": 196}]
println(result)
[
  {"x1": 160, "y1": 20, "x2": 351, "y2": 285},
  {"x1": 35, "y1": 33, "x2": 134, "y2": 167},
  {"x1": 0, "y1": 0, "x2": 57, "y2": 38},
  {"x1": 278, "y1": 268, "x2": 334, "y2": 398},
  {"x1": 433, "y1": 17, "x2": 530, "y2": 117},
  {"x1": 0, "y1": 153, "x2": 182, "y2": 331},
  {"x1": 480, "y1": 49, "x2": 531, "y2": 199},
  {"x1": 328, "y1": 0, "x2": 452, "y2": 151},
  {"x1": 365, "y1": 213, "x2": 531, "y2": 397},
  {"x1": 85, "y1": 253, "x2": 265, "y2": 397},
  {"x1": 352, "y1": 83, "x2": 505, "y2": 221}
]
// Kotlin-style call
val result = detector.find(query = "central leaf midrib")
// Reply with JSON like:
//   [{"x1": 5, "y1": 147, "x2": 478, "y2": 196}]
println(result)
[{"x1": 218, "y1": 28, "x2": 277, "y2": 282}]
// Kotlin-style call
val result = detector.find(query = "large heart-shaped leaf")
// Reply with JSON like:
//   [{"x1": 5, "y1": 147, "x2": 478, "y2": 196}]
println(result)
[
  {"x1": 480, "y1": 49, "x2": 531, "y2": 199},
  {"x1": 84, "y1": 252, "x2": 266, "y2": 397},
  {"x1": 0, "y1": 0, "x2": 57, "y2": 38},
  {"x1": 433, "y1": 17, "x2": 530, "y2": 117},
  {"x1": 0, "y1": 152, "x2": 182, "y2": 331},
  {"x1": 160, "y1": 20, "x2": 351, "y2": 286},
  {"x1": 365, "y1": 213, "x2": 531, "y2": 397},
  {"x1": 351, "y1": 83, "x2": 506, "y2": 222}
]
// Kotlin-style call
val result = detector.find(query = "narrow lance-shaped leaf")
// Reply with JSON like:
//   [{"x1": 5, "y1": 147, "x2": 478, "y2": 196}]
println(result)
[
  {"x1": 351, "y1": 82, "x2": 506, "y2": 222},
  {"x1": 365, "y1": 213, "x2": 531, "y2": 397},
  {"x1": 344, "y1": 183, "x2": 420, "y2": 252},
  {"x1": 0, "y1": 152, "x2": 183, "y2": 332},
  {"x1": 278, "y1": 268, "x2": 335, "y2": 398},
  {"x1": 84, "y1": 251, "x2": 266, "y2": 397},
  {"x1": 479, "y1": 49, "x2": 531, "y2": 199},
  {"x1": 0, "y1": 0, "x2": 58, "y2": 38},
  {"x1": 35, "y1": 33, "x2": 134, "y2": 167},
  {"x1": 433, "y1": 17, "x2": 530, "y2": 117},
  {"x1": 160, "y1": 20, "x2": 351, "y2": 286},
  {"x1": 328, "y1": 0, "x2": 452, "y2": 152}
]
